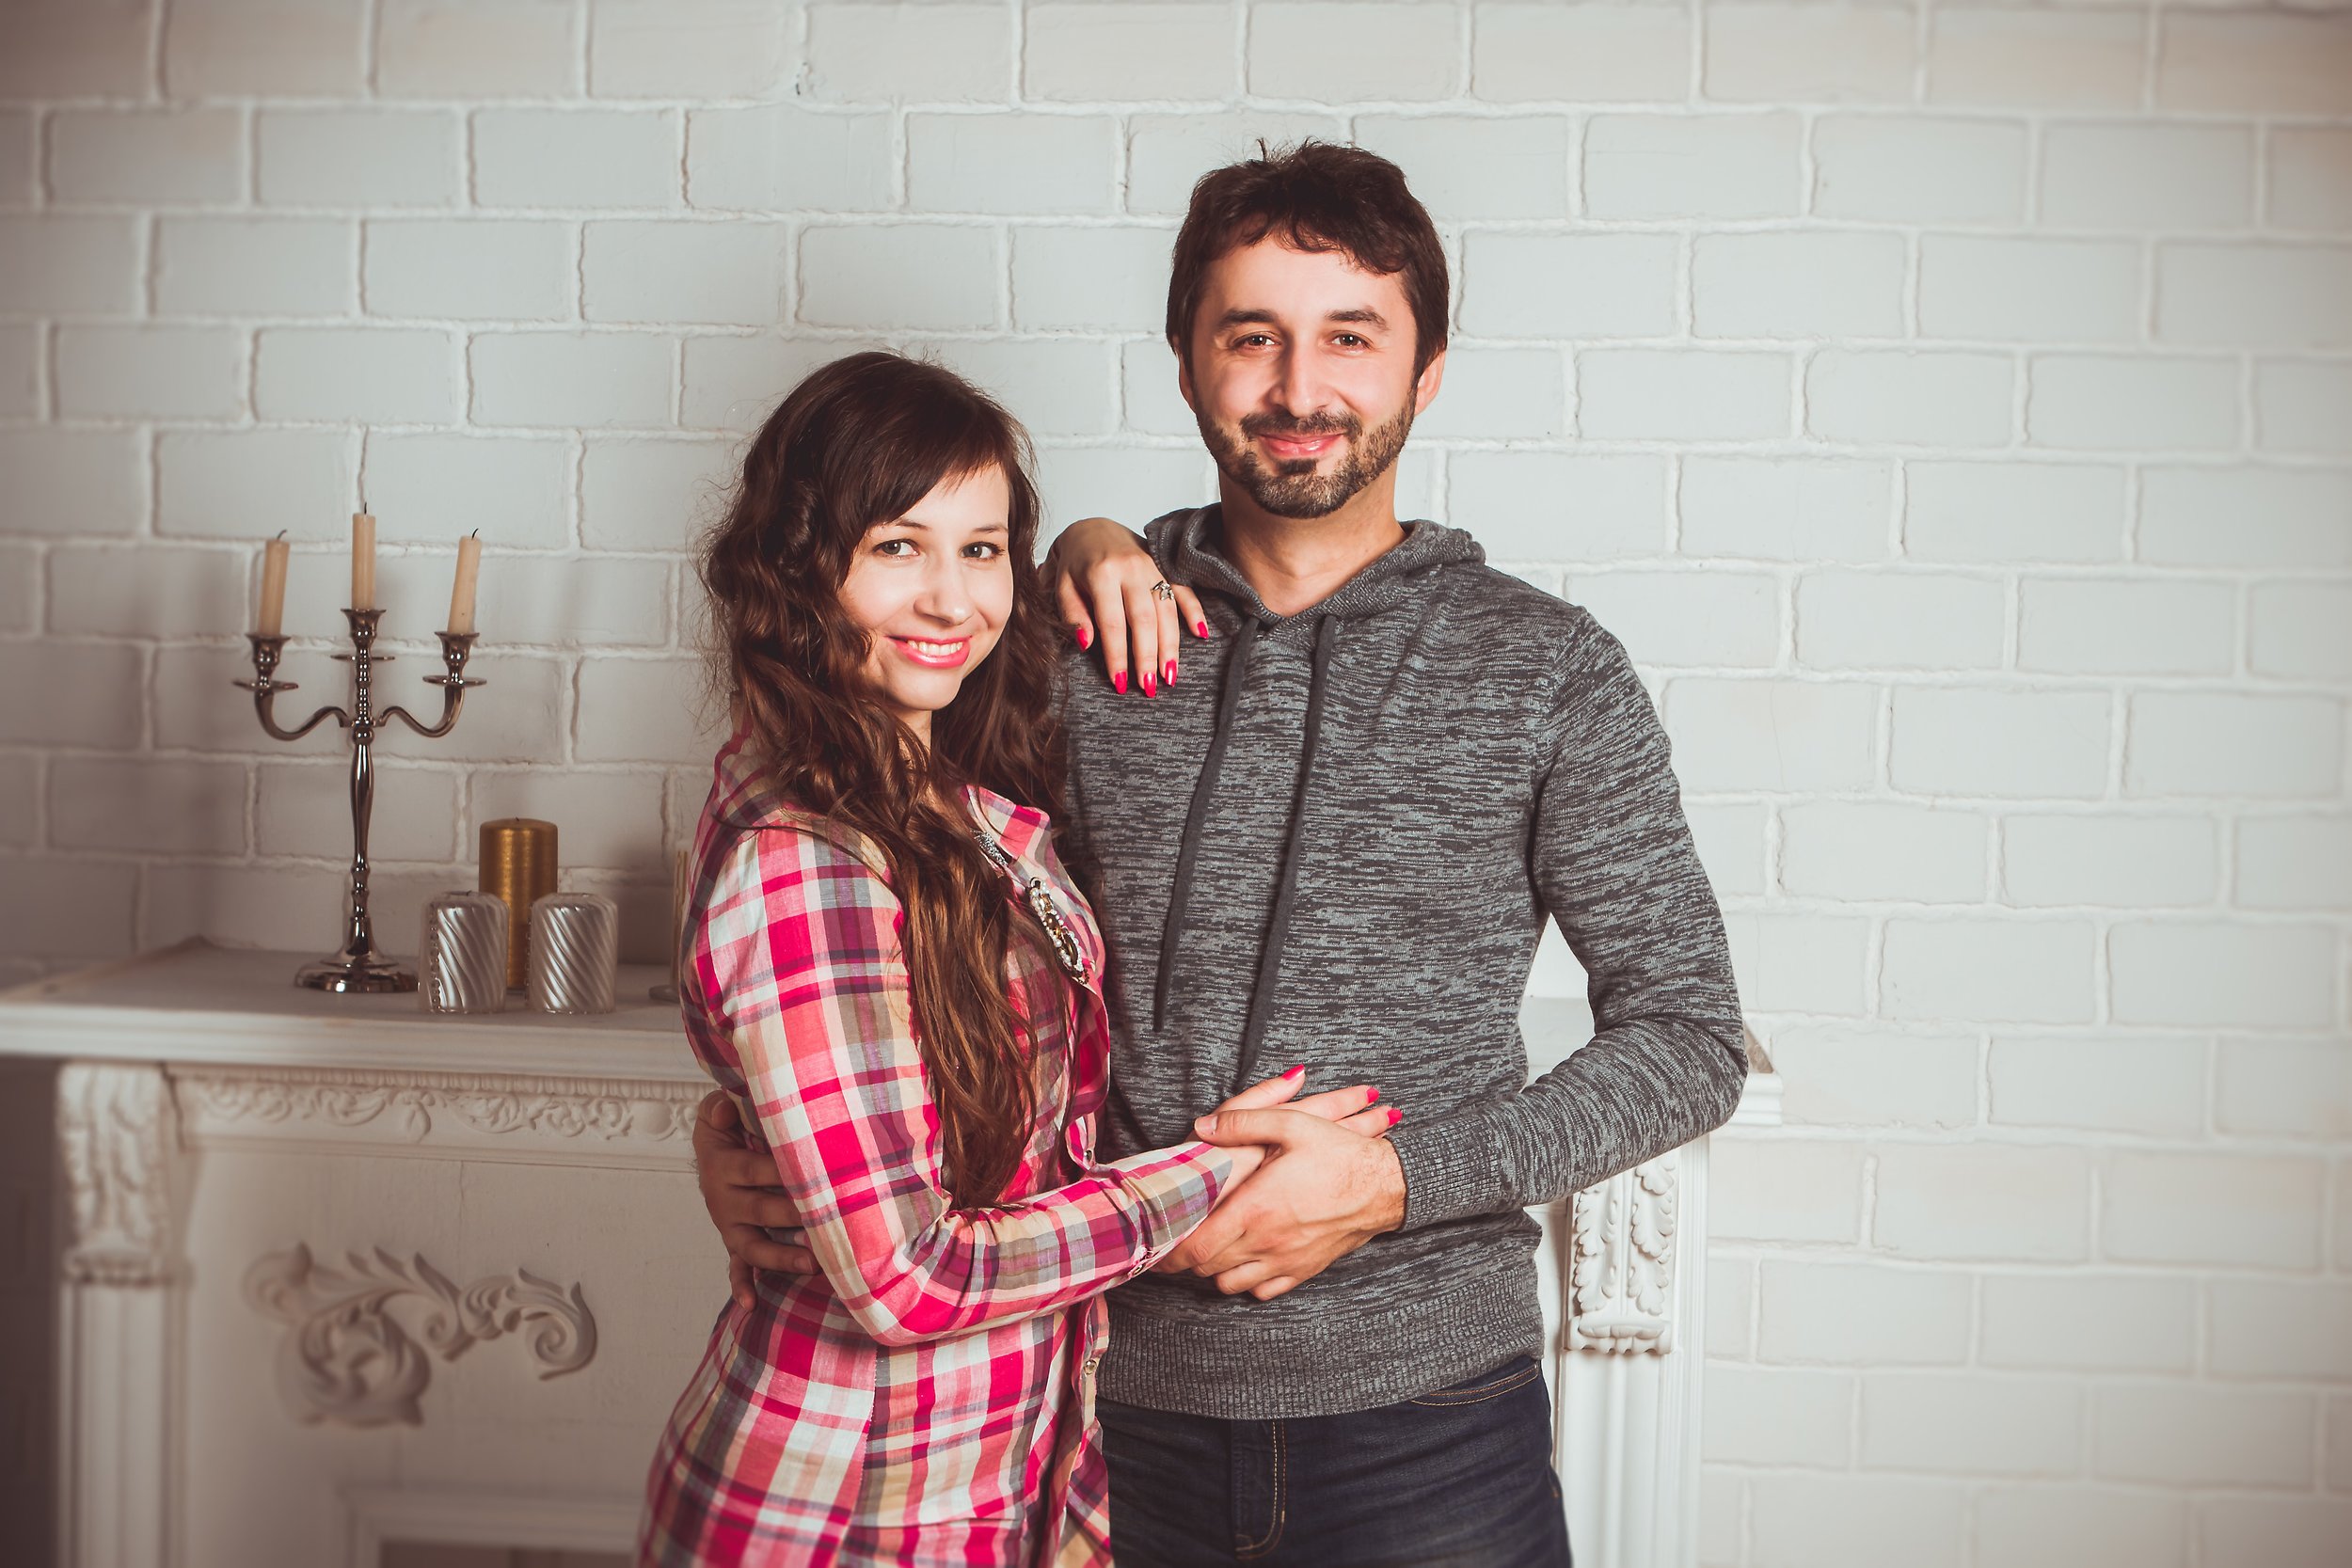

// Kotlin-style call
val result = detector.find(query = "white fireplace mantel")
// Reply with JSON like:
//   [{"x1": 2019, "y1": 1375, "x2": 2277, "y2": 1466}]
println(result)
[{"x1": 2, "y1": 939, "x2": 1775, "y2": 1568}]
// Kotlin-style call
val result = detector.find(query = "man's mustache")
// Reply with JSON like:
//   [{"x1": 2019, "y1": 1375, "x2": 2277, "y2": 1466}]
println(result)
[{"x1": 1239, "y1": 412, "x2": 1359, "y2": 440}]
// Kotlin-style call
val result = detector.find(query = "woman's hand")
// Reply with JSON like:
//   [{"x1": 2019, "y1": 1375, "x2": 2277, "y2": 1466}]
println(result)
[
  {"x1": 1046, "y1": 516, "x2": 1211, "y2": 698},
  {"x1": 1200, "y1": 1065, "x2": 1399, "y2": 1188}
]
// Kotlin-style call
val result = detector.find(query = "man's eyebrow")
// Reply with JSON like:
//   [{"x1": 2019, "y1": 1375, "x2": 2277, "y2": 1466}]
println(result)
[
  {"x1": 1210, "y1": 306, "x2": 1391, "y2": 332},
  {"x1": 1327, "y1": 307, "x2": 1389, "y2": 329},
  {"x1": 1213, "y1": 307, "x2": 1280, "y2": 331}
]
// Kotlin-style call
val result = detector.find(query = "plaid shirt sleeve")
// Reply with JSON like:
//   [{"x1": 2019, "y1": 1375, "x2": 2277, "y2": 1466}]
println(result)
[{"x1": 700, "y1": 824, "x2": 1232, "y2": 1350}]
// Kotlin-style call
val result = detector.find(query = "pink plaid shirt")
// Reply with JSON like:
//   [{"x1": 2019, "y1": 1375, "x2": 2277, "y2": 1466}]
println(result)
[{"x1": 640, "y1": 736, "x2": 1232, "y2": 1567}]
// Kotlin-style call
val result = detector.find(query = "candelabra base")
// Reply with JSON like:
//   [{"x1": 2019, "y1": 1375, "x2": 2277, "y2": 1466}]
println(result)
[{"x1": 294, "y1": 952, "x2": 418, "y2": 994}]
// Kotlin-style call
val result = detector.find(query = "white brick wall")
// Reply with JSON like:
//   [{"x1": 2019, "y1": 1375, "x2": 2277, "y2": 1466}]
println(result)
[{"x1": 0, "y1": 4, "x2": 2345, "y2": 1563}]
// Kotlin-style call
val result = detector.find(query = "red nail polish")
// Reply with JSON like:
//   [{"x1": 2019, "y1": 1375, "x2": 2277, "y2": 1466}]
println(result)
[
  {"x1": 1195, "y1": 620, "x2": 1210, "y2": 638},
  {"x1": 1367, "y1": 1087, "x2": 1379, "y2": 1104},
  {"x1": 1283, "y1": 1064, "x2": 1305, "y2": 1078},
  {"x1": 1140, "y1": 671, "x2": 1156, "y2": 697},
  {"x1": 1165, "y1": 659, "x2": 1178, "y2": 686},
  {"x1": 1076, "y1": 626, "x2": 1091, "y2": 650},
  {"x1": 1112, "y1": 670, "x2": 1127, "y2": 694},
  {"x1": 1388, "y1": 1107, "x2": 1402, "y2": 1127}
]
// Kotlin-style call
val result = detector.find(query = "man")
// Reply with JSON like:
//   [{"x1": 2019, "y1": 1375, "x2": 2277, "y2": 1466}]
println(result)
[{"x1": 694, "y1": 141, "x2": 1744, "y2": 1565}]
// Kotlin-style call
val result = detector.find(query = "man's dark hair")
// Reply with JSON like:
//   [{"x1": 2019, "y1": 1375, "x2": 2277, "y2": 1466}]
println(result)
[{"x1": 1165, "y1": 140, "x2": 1450, "y2": 375}]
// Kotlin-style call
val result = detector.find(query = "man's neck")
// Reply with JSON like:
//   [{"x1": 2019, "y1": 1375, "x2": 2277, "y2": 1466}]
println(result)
[{"x1": 1213, "y1": 473, "x2": 1406, "y2": 619}]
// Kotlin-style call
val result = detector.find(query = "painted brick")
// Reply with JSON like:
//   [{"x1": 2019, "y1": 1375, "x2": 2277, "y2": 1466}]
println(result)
[
  {"x1": 1705, "y1": 5, "x2": 1916, "y2": 105},
  {"x1": 577, "y1": 656, "x2": 718, "y2": 764},
  {"x1": 164, "y1": 0, "x2": 364, "y2": 98},
  {"x1": 1904, "y1": 462, "x2": 2125, "y2": 562},
  {"x1": 257, "y1": 110, "x2": 460, "y2": 209},
  {"x1": 1013, "y1": 227, "x2": 1174, "y2": 334},
  {"x1": 1026, "y1": 5, "x2": 1234, "y2": 102},
  {"x1": 387, "y1": 652, "x2": 567, "y2": 764},
  {"x1": 1979, "y1": 1275, "x2": 2197, "y2": 1373},
  {"x1": 478, "y1": 109, "x2": 682, "y2": 211},
  {"x1": 48, "y1": 109, "x2": 244, "y2": 206},
  {"x1": 1750, "y1": 1476, "x2": 1967, "y2": 1568},
  {"x1": 583, "y1": 220, "x2": 787, "y2": 327},
  {"x1": 1757, "y1": 1261, "x2": 1972, "y2": 1368},
  {"x1": 1987, "y1": 1034, "x2": 2208, "y2": 1137},
  {"x1": 142, "y1": 864, "x2": 348, "y2": 954},
  {"x1": 1354, "y1": 115, "x2": 1572, "y2": 222},
  {"x1": 1705, "y1": 1363, "x2": 1853, "y2": 1466},
  {"x1": 0, "y1": 324, "x2": 30, "y2": 420},
  {"x1": 1881, "y1": 918, "x2": 2097, "y2": 1023},
  {"x1": 1710, "y1": 1138, "x2": 1866, "y2": 1245},
  {"x1": 2210, "y1": 1281, "x2": 2352, "y2": 1381},
  {"x1": 1806, "y1": 351, "x2": 2015, "y2": 448},
  {"x1": 0, "y1": 429, "x2": 145, "y2": 539},
  {"x1": 2157, "y1": 13, "x2": 2352, "y2": 117},
  {"x1": 154, "y1": 217, "x2": 357, "y2": 318},
  {"x1": 2217, "y1": 1037, "x2": 2352, "y2": 1140},
  {"x1": 2269, "y1": 129, "x2": 2352, "y2": 234},
  {"x1": 2111, "y1": 920, "x2": 2338, "y2": 1032},
  {"x1": 1564, "y1": 570, "x2": 1778, "y2": 668},
  {"x1": 47, "y1": 544, "x2": 247, "y2": 640},
  {"x1": 1889, "y1": 688, "x2": 2110, "y2": 799},
  {"x1": 2029, "y1": 355, "x2": 2239, "y2": 451},
  {"x1": 1875, "y1": 1144, "x2": 2093, "y2": 1261},
  {"x1": 0, "y1": 858, "x2": 136, "y2": 960},
  {"x1": 800, "y1": 226, "x2": 998, "y2": 331},
  {"x1": 1580, "y1": 349, "x2": 1793, "y2": 441},
  {"x1": 1471, "y1": 3, "x2": 1692, "y2": 104},
  {"x1": 680, "y1": 335, "x2": 878, "y2": 432},
  {"x1": 907, "y1": 114, "x2": 1118, "y2": 216},
  {"x1": 1977, "y1": 1489, "x2": 2187, "y2": 1568},
  {"x1": 1927, "y1": 9, "x2": 2146, "y2": 110},
  {"x1": 363, "y1": 433, "x2": 570, "y2": 549},
  {"x1": 2001, "y1": 814, "x2": 2217, "y2": 908},
  {"x1": 580, "y1": 437, "x2": 739, "y2": 551},
  {"x1": 2019, "y1": 578, "x2": 2233, "y2": 677},
  {"x1": 2041, "y1": 123, "x2": 2253, "y2": 232},
  {"x1": 0, "y1": 641, "x2": 143, "y2": 749},
  {"x1": 469, "y1": 331, "x2": 675, "y2": 429},
  {"x1": 1918, "y1": 237, "x2": 2142, "y2": 345},
  {"x1": 156, "y1": 429, "x2": 358, "y2": 541},
  {"x1": 1795, "y1": 570, "x2": 2004, "y2": 671},
  {"x1": 258, "y1": 759, "x2": 458, "y2": 863},
  {"x1": 2125, "y1": 692, "x2": 2341, "y2": 799},
  {"x1": 2103, "y1": 1152, "x2": 2325, "y2": 1270},
  {"x1": 1861, "y1": 1375, "x2": 2082, "y2": 1478},
  {"x1": 1766, "y1": 1025, "x2": 1979, "y2": 1129},
  {"x1": 0, "y1": 7, "x2": 152, "y2": 99},
  {"x1": 2138, "y1": 467, "x2": 2352, "y2": 569},
  {"x1": 364, "y1": 220, "x2": 574, "y2": 321},
  {"x1": 1814, "y1": 117, "x2": 2027, "y2": 226},
  {"x1": 2236, "y1": 815, "x2": 2352, "y2": 912},
  {"x1": 1124, "y1": 111, "x2": 1349, "y2": 215},
  {"x1": 2156, "y1": 244, "x2": 2352, "y2": 353},
  {"x1": 1707, "y1": 1256, "x2": 1755, "y2": 1360},
  {"x1": 1446, "y1": 453, "x2": 1670, "y2": 560},
  {"x1": 54, "y1": 325, "x2": 245, "y2": 420},
  {"x1": 1692, "y1": 231, "x2": 1905, "y2": 341},
  {"x1": 470, "y1": 769, "x2": 667, "y2": 869},
  {"x1": 0, "y1": 111, "x2": 28, "y2": 207},
  {"x1": 0, "y1": 215, "x2": 141, "y2": 316},
  {"x1": 1248, "y1": 4, "x2": 1459, "y2": 102},
  {"x1": 1684, "y1": 802, "x2": 1768, "y2": 897},
  {"x1": 0, "y1": 756, "x2": 34, "y2": 847},
  {"x1": 1408, "y1": 346, "x2": 1565, "y2": 441},
  {"x1": 1679, "y1": 457, "x2": 1891, "y2": 562},
  {"x1": 2249, "y1": 583, "x2": 2352, "y2": 682},
  {"x1": 1781, "y1": 801, "x2": 1987, "y2": 902},
  {"x1": 1663, "y1": 680, "x2": 1880, "y2": 793},
  {"x1": 587, "y1": 1, "x2": 792, "y2": 100},
  {"x1": 803, "y1": 4, "x2": 1012, "y2": 103},
  {"x1": 1460, "y1": 233, "x2": 1679, "y2": 340},
  {"x1": 254, "y1": 327, "x2": 459, "y2": 424},
  {"x1": 2254, "y1": 361, "x2": 2352, "y2": 457},
  {"x1": 922, "y1": 337, "x2": 1119, "y2": 440},
  {"x1": 377, "y1": 0, "x2": 580, "y2": 99},
  {"x1": 1723, "y1": 911, "x2": 1870, "y2": 1015},
  {"x1": 684, "y1": 106, "x2": 890, "y2": 214},
  {"x1": 1585, "y1": 114, "x2": 1804, "y2": 219},
  {"x1": 50, "y1": 758, "x2": 245, "y2": 857},
  {"x1": 2199, "y1": 1498, "x2": 2352, "y2": 1568},
  {"x1": 1033, "y1": 445, "x2": 1213, "y2": 538},
  {"x1": 2095, "y1": 1385, "x2": 2315, "y2": 1488}
]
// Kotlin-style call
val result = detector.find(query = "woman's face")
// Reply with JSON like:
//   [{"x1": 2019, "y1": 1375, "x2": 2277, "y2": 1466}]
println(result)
[{"x1": 837, "y1": 463, "x2": 1015, "y2": 742}]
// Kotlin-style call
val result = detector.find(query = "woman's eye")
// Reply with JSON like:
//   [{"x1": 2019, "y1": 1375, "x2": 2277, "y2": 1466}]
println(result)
[
  {"x1": 874, "y1": 538, "x2": 914, "y2": 557},
  {"x1": 963, "y1": 542, "x2": 1003, "y2": 560}
]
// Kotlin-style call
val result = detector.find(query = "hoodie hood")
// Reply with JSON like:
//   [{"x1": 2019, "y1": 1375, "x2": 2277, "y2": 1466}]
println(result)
[{"x1": 1151, "y1": 505, "x2": 1488, "y2": 643}]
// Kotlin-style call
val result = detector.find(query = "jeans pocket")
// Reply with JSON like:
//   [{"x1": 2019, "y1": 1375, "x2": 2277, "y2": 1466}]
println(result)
[{"x1": 1406, "y1": 1354, "x2": 1544, "y2": 1409}]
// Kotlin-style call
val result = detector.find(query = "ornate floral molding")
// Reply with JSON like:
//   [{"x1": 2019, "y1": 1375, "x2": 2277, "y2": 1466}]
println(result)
[
  {"x1": 1566, "y1": 1151, "x2": 1677, "y2": 1355},
  {"x1": 174, "y1": 1067, "x2": 701, "y2": 1162},
  {"x1": 244, "y1": 1244, "x2": 597, "y2": 1428},
  {"x1": 58, "y1": 1062, "x2": 180, "y2": 1287}
]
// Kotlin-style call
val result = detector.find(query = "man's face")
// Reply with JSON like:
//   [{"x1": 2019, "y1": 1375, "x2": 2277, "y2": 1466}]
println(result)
[{"x1": 1178, "y1": 237, "x2": 1445, "y2": 520}]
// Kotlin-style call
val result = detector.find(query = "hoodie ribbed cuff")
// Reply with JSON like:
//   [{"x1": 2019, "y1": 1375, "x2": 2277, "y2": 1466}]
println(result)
[{"x1": 1389, "y1": 1110, "x2": 1506, "y2": 1233}]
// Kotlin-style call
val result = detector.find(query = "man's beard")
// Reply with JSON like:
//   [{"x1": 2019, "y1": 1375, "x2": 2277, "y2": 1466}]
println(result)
[{"x1": 1198, "y1": 395, "x2": 1415, "y2": 520}]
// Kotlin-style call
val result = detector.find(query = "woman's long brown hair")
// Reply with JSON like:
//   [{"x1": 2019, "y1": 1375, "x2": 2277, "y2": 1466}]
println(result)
[{"x1": 701, "y1": 352, "x2": 1066, "y2": 1208}]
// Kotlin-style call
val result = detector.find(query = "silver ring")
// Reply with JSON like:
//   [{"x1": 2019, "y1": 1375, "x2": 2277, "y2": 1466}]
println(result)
[{"x1": 1149, "y1": 580, "x2": 1176, "y2": 602}]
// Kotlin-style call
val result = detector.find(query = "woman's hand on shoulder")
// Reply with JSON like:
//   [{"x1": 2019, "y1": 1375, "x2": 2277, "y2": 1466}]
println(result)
[{"x1": 1046, "y1": 517, "x2": 1212, "y2": 699}]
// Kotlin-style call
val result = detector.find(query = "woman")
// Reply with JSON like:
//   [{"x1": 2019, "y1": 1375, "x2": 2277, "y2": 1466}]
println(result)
[{"x1": 639, "y1": 353, "x2": 1385, "y2": 1568}]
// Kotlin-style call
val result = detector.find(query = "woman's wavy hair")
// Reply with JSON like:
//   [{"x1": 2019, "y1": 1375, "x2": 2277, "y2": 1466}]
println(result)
[{"x1": 701, "y1": 351, "x2": 1065, "y2": 1207}]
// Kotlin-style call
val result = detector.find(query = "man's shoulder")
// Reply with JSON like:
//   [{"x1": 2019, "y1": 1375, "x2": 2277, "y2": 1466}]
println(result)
[{"x1": 1436, "y1": 559, "x2": 1614, "y2": 660}]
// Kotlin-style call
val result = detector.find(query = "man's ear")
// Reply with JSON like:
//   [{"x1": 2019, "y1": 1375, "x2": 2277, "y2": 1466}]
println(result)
[
  {"x1": 1172, "y1": 336, "x2": 1198, "y2": 415},
  {"x1": 1412, "y1": 345, "x2": 1448, "y2": 417}
]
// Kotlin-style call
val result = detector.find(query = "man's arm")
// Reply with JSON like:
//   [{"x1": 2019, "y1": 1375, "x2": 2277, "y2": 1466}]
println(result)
[{"x1": 1383, "y1": 619, "x2": 1747, "y2": 1231}]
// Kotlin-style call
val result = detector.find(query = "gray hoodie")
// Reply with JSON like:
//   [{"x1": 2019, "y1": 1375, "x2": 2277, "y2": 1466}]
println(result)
[{"x1": 1057, "y1": 505, "x2": 1746, "y2": 1420}]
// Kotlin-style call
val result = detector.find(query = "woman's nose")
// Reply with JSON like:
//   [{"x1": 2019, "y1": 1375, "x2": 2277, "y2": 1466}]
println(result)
[{"x1": 910, "y1": 559, "x2": 971, "y2": 625}]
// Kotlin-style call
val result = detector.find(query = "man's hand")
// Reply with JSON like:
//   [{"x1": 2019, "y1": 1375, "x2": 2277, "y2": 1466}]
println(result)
[
  {"x1": 1161, "y1": 1106, "x2": 1408, "y2": 1302},
  {"x1": 691, "y1": 1090, "x2": 816, "y2": 1309}
]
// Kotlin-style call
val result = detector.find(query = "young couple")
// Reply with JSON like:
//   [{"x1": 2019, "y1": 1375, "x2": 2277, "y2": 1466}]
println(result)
[{"x1": 638, "y1": 143, "x2": 1745, "y2": 1567}]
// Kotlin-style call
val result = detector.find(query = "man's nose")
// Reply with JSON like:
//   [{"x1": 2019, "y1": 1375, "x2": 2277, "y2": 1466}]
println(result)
[{"x1": 1274, "y1": 343, "x2": 1327, "y2": 420}]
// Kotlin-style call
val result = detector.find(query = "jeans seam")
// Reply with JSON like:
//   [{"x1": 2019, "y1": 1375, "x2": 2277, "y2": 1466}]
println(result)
[
  {"x1": 1233, "y1": 1419, "x2": 1287, "y2": 1560},
  {"x1": 1405, "y1": 1360, "x2": 1543, "y2": 1408}
]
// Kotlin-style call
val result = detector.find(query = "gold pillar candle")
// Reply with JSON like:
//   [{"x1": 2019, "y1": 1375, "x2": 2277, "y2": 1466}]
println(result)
[{"x1": 478, "y1": 817, "x2": 557, "y2": 989}]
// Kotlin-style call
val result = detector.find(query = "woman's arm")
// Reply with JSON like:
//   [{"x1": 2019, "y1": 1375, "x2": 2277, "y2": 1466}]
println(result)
[
  {"x1": 701, "y1": 825, "x2": 1245, "y2": 1347},
  {"x1": 1045, "y1": 517, "x2": 1212, "y2": 697}
]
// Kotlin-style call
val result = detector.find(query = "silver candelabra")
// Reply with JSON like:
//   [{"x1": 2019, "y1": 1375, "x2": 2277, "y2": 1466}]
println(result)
[{"x1": 233, "y1": 609, "x2": 485, "y2": 992}]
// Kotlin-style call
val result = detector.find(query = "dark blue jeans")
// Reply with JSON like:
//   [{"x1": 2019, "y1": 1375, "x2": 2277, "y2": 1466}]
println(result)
[{"x1": 1099, "y1": 1355, "x2": 1574, "y2": 1567}]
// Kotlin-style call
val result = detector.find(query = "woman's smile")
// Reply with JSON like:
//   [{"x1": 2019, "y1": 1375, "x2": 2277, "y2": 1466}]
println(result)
[{"x1": 891, "y1": 635, "x2": 973, "y2": 669}]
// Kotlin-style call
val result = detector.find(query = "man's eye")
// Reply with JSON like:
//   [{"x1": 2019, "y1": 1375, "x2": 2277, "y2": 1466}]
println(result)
[{"x1": 1335, "y1": 334, "x2": 1367, "y2": 348}]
